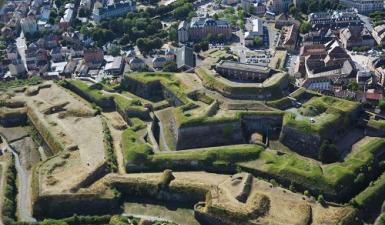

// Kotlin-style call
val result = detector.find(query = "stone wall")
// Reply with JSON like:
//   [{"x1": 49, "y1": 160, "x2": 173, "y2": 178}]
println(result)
[
  {"x1": 279, "y1": 126, "x2": 321, "y2": 158},
  {"x1": 117, "y1": 106, "x2": 150, "y2": 122},
  {"x1": 176, "y1": 121, "x2": 245, "y2": 150},
  {"x1": 64, "y1": 81, "x2": 115, "y2": 109},
  {"x1": 120, "y1": 77, "x2": 164, "y2": 102},
  {"x1": 0, "y1": 108, "x2": 27, "y2": 127},
  {"x1": 33, "y1": 194, "x2": 119, "y2": 219},
  {"x1": 242, "y1": 114, "x2": 283, "y2": 138}
]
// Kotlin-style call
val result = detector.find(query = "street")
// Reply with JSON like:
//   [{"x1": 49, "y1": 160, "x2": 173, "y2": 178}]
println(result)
[{"x1": 16, "y1": 32, "x2": 28, "y2": 72}]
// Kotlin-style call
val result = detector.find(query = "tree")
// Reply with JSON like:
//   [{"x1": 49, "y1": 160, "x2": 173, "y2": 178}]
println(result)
[
  {"x1": 289, "y1": 4, "x2": 297, "y2": 16},
  {"x1": 300, "y1": 21, "x2": 311, "y2": 34},
  {"x1": 317, "y1": 195, "x2": 325, "y2": 206},
  {"x1": 107, "y1": 44, "x2": 121, "y2": 56},
  {"x1": 163, "y1": 61, "x2": 178, "y2": 72},
  {"x1": 254, "y1": 36, "x2": 263, "y2": 47},
  {"x1": 319, "y1": 140, "x2": 339, "y2": 163},
  {"x1": 193, "y1": 43, "x2": 202, "y2": 52},
  {"x1": 136, "y1": 37, "x2": 163, "y2": 53},
  {"x1": 347, "y1": 81, "x2": 359, "y2": 91},
  {"x1": 308, "y1": 0, "x2": 319, "y2": 13},
  {"x1": 299, "y1": 1, "x2": 308, "y2": 14},
  {"x1": 78, "y1": 8, "x2": 91, "y2": 17},
  {"x1": 41, "y1": 220, "x2": 68, "y2": 225},
  {"x1": 200, "y1": 41, "x2": 209, "y2": 51},
  {"x1": 168, "y1": 27, "x2": 178, "y2": 43},
  {"x1": 379, "y1": 98, "x2": 385, "y2": 111},
  {"x1": 173, "y1": 3, "x2": 194, "y2": 20}
]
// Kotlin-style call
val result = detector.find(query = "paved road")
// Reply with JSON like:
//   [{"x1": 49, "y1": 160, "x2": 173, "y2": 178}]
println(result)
[
  {"x1": 0, "y1": 135, "x2": 35, "y2": 222},
  {"x1": 359, "y1": 14, "x2": 373, "y2": 31},
  {"x1": 16, "y1": 32, "x2": 28, "y2": 72}
]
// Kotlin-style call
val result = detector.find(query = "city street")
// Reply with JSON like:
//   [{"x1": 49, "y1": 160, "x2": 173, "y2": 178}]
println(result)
[{"x1": 16, "y1": 32, "x2": 28, "y2": 71}]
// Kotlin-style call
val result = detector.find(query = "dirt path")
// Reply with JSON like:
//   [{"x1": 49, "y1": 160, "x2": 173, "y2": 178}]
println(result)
[
  {"x1": 0, "y1": 160, "x2": 5, "y2": 225},
  {"x1": 0, "y1": 135, "x2": 35, "y2": 222},
  {"x1": 102, "y1": 112, "x2": 127, "y2": 174}
]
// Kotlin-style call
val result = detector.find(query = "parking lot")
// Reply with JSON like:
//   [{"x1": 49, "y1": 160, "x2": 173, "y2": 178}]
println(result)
[{"x1": 285, "y1": 53, "x2": 298, "y2": 75}]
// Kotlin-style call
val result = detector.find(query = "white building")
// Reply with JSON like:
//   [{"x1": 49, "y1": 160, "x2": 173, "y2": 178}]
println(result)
[
  {"x1": 92, "y1": 1, "x2": 136, "y2": 22},
  {"x1": 244, "y1": 19, "x2": 263, "y2": 47},
  {"x1": 339, "y1": 0, "x2": 383, "y2": 14}
]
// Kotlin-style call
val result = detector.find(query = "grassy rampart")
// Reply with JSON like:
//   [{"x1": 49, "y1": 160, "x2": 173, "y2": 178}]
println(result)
[
  {"x1": 27, "y1": 106, "x2": 65, "y2": 155},
  {"x1": 61, "y1": 80, "x2": 115, "y2": 109},
  {"x1": 195, "y1": 67, "x2": 288, "y2": 100}
]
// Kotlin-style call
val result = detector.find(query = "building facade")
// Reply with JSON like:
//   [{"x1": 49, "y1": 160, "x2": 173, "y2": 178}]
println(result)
[
  {"x1": 268, "y1": 0, "x2": 291, "y2": 14},
  {"x1": 20, "y1": 16, "x2": 38, "y2": 34},
  {"x1": 178, "y1": 16, "x2": 232, "y2": 43},
  {"x1": 308, "y1": 9, "x2": 361, "y2": 31},
  {"x1": 339, "y1": 0, "x2": 383, "y2": 14},
  {"x1": 92, "y1": 1, "x2": 136, "y2": 22},
  {"x1": 215, "y1": 60, "x2": 272, "y2": 82},
  {"x1": 372, "y1": 24, "x2": 385, "y2": 46},
  {"x1": 339, "y1": 26, "x2": 375, "y2": 49}
]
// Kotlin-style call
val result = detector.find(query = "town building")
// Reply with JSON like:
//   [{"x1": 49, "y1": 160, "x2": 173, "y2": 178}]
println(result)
[
  {"x1": 8, "y1": 60, "x2": 26, "y2": 77},
  {"x1": 223, "y1": 0, "x2": 238, "y2": 5},
  {"x1": 275, "y1": 13, "x2": 300, "y2": 29},
  {"x1": 176, "y1": 46, "x2": 195, "y2": 71},
  {"x1": 339, "y1": 0, "x2": 383, "y2": 14},
  {"x1": 244, "y1": 19, "x2": 264, "y2": 47},
  {"x1": 25, "y1": 43, "x2": 49, "y2": 72},
  {"x1": 129, "y1": 57, "x2": 145, "y2": 71},
  {"x1": 308, "y1": 9, "x2": 361, "y2": 31},
  {"x1": 152, "y1": 56, "x2": 168, "y2": 69},
  {"x1": 92, "y1": 1, "x2": 136, "y2": 22},
  {"x1": 303, "y1": 28, "x2": 336, "y2": 45},
  {"x1": 365, "y1": 88, "x2": 384, "y2": 103},
  {"x1": 215, "y1": 60, "x2": 272, "y2": 82},
  {"x1": 60, "y1": 3, "x2": 74, "y2": 29},
  {"x1": 178, "y1": 15, "x2": 232, "y2": 43},
  {"x1": 339, "y1": 26, "x2": 375, "y2": 49},
  {"x1": 80, "y1": 0, "x2": 92, "y2": 10},
  {"x1": 356, "y1": 70, "x2": 372, "y2": 85},
  {"x1": 281, "y1": 24, "x2": 299, "y2": 51},
  {"x1": 268, "y1": 0, "x2": 291, "y2": 14},
  {"x1": 372, "y1": 24, "x2": 385, "y2": 46},
  {"x1": 104, "y1": 56, "x2": 124, "y2": 76},
  {"x1": 20, "y1": 16, "x2": 38, "y2": 34},
  {"x1": 241, "y1": 0, "x2": 266, "y2": 14},
  {"x1": 297, "y1": 40, "x2": 355, "y2": 91},
  {"x1": 371, "y1": 58, "x2": 385, "y2": 86},
  {"x1": 84, "y1": 48, "x2": 104, "y2": 68},
  {"x1": 50, "y1": 47, "x2": 64, "y2": 62}
]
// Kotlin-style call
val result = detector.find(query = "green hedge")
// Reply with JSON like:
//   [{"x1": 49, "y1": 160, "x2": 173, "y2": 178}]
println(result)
[
  {"x1": 2, "y1": 154, "x2": 17, "y2": 225},
  {"x1": 352, "y1": 172, "x2": 385, "y2": 209},
  {"x1": 195, "y1": 67, "x2": 287, "y2": 100},
  {"x1": 368, "y1": 119, "x2": 385, "y2": 130},
  {"x1": 102, "y1": 120, "x2": 118, "y2": 173},
  {"x1": 0, "y1": 76, "x2": 42, "y2": 90},
  {"x1": 239, "y1": 137, "x2": 385, "y2": 200},
  {"x1": 120, "y1": 72, "x2": 190, "y2": 105},
  {"x1": 62, "y1": 80, "x2": 115, "y2": 109},
  {"x1": 283, "y1": 96, "x2": 359, "y2": 137},
  {"x1": 27, "y1": 107, "x2": 65, "y2": 154},
  {"x1": 121, "y1": 128, "x2": 153, "y2": 165}
]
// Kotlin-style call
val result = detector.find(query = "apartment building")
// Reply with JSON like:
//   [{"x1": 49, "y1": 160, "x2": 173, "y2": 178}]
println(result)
[{"x1": 178, "y1": 15, "x2": 232, "y2": 43}]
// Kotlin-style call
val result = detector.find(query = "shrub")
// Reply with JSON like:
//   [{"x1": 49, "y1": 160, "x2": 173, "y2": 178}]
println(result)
[
  {"x1": 102, "y1": 120, "x2": 118, "y2": 173},
  {"x1": 2, "y1": 156, "x2": 17, "y2": 222},
  {"x1": 318, "y1": 140, "x2": 339, "y2": 163},
  {"x1": 317, "y1": 195, "x2": 325, "y2": 206}
]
